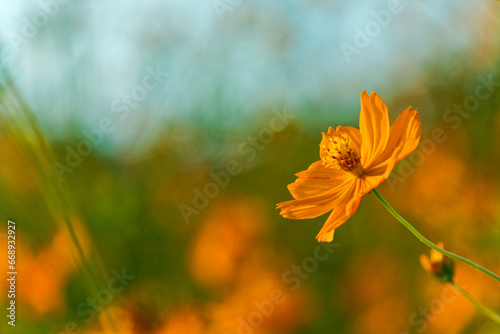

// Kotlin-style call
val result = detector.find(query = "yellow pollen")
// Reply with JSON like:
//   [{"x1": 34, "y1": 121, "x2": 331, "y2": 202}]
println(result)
[{"x1": 321, "y1": 132, "x2": 364, "y2": 176}]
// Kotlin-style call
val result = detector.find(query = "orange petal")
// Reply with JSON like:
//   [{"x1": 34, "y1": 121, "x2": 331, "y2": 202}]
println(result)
[
  {"x1": 365, "y1": 107, "x2": 421, "y2": 180},
  {"x1": 295, "y1": 161, "x2": 353, "y2": 180},
  {"x1": 315, "y1": 193, "x2": 362, "y2": 242},
  {"x1": 337, "y1": 125, "x2": 361, "y2": 151},
  {"x1": 366, "y1": 150, "x2": 399, "y2": 184},
  {"x1": 359, "y1": 91, "x2": 390, "y2": 168},
  {"x1": 419, "y1": 254, "x2": 433, "y2": 274},
  {"x1": 391, "y1": 108, "x2": 421, "y2": 163},
  {"x1": 278, "y1": 179, "x2": 354, "y2": 219},
  {"x1": 340, "y1": 169, "x2": 389, "y2": 199},
  {"x1": 288, "y1": 176, "x2": 348, "y2": 200},
  {"x1": 315, "y1": 181, "x2": 361, "y2": 242},
  {"x1": 376, "y1": 107, "x2": 421, "y2": 166},
  {"x1": 288, "y1": 161, "x2": 352, "y2": 200},
  {"x1": 430, "y1": 248, "x2": 444, "y2": 263},
  {"x1": 345, "y1": 178, "x2": 365, "y2": 215}
]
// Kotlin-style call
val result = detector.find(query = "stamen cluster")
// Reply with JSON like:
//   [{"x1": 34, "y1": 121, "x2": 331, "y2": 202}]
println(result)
[{"x1": 321, "y1": 132, "x2": 361, "y2": 173}]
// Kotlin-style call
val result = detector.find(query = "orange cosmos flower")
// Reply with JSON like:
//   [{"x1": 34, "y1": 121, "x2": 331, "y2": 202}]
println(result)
[{"x1": 277, "y1": 91, "x2": 421, "y2": 242}]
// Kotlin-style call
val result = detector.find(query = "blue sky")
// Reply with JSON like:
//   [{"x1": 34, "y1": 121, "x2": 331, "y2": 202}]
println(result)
[{"x1": 0, "y1": 0, "x2": 498, "y2": 156}]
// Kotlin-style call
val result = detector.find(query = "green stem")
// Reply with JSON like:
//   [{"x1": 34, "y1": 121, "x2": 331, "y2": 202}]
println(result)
[
  {"x1": 371, "y1": 189, "x2": 500, "y2": 283},
  {"x1": 450, "y1": 281, "x2": 500, "y2": 324}
]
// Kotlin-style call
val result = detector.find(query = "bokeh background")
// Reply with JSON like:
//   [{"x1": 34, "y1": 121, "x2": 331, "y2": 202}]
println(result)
[{"x1": 1, "y1": 0, "x2": 500, "y2": 333}]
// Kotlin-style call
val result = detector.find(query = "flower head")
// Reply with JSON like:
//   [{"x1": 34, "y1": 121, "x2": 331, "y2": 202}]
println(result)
[
  {"x1": 277, "y1": 91, "x2": 421, "y2": 242},
  {"x1": 419, "y1": 242, "x2": 455, "y2": 283}
]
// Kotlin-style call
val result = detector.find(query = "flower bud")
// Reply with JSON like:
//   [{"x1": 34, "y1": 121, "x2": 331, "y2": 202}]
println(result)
[{"x1": 419, "y1": 242, "x2": 454, "y2": 283}]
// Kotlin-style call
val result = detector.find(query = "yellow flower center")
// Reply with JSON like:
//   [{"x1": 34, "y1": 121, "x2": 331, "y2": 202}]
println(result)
[{"x1": 321, "y1": 132, "x2": 364, "y2": 177}]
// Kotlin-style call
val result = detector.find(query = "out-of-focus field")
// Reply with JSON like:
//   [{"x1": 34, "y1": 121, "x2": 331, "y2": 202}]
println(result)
[{"x1": 1, "y1": 65, "x2": 500, "y2": 333}]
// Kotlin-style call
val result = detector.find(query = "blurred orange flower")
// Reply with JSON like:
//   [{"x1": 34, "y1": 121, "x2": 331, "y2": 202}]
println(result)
[
  {"x1": 188, "y1": 198, "x2": 267, "y2": 288},
  {"x1": 157, "y1": 309, "x2": 206, "y2": 334},
  {"x1": 14, "y1": 217, "x2": 91, "y2": 317},
  {"x1": 339, "y1": 249, "x2": 410, "y2": 334},
  {"x1": 420, "y1": 242, "x2": 455, "y2": 283},
  {"x1": 207, "y1": 258, "x2": 314, "y2": 334},
  {"x1": 277, "y1": 91, "x2": 421, "y2": 241}
]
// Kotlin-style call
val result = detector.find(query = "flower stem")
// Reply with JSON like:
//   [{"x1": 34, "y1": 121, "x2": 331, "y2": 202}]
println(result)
[
  {"x1": 371, "y1": 189, "x2": 500, "y2": 283},
  {"x1": 449, "y1": 281, "x2": 500, "y2": 324}
]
